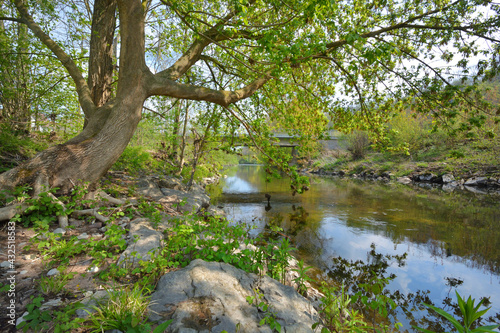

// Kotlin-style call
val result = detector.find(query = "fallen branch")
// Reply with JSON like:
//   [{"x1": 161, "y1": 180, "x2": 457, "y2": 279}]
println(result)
[{"x1": 72, "y1": 209, "x2": 109, "y2": 223}]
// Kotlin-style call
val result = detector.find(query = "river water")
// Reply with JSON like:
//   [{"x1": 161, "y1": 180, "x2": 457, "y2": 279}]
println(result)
[{"x1": 209, "y1": 164, "x2": 500, "y2": 332}]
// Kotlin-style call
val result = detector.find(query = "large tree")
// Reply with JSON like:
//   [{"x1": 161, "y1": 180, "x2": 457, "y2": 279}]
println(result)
[{"x1": 0, "y1": 0, "x2": 498, "y2": 196}]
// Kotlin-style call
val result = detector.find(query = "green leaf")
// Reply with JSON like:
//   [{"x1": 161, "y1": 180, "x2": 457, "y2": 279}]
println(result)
[{"x1": 423, "y1": 302, "x2": 464, "y2": 333}]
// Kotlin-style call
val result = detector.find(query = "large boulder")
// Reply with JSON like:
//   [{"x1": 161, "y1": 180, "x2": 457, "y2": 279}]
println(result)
[{"x1": 148, "y1": 259, "x2": 320, "y2": 333}]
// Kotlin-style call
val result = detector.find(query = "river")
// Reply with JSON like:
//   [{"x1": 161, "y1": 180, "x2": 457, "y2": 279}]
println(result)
[{"x1": 208, "y1": 164, "x2": 500, "y2": 332}]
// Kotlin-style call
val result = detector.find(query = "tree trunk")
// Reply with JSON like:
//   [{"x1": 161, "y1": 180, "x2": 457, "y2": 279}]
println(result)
[
  {"x1": 0, "y1": 0, "x2": 146, "y2": 195},
  {"x1": 0, "y1": 95, "x2": 145, "y2": 194},
  {"x1": 87, "y1": 0, "x2": 116, "y2": 108}
]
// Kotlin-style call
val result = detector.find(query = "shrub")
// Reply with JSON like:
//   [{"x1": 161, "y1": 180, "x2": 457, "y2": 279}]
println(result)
[{"x1": 342, "y1": 131, "x2": 370, "y2": 160}]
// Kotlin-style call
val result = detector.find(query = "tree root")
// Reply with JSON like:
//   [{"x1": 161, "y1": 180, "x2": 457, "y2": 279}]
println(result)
[
  {"x1": 72, "y1": 209, "x2": 109, "y2": 223},
  {"x1": 46, "y1": 193, "x2": 69, "y2": 228},
  {"x1": 97, "y1": 191, "x2": 126, "y2": 206}
]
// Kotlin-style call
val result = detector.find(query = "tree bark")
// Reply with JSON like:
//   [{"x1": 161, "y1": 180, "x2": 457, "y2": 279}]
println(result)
[
  {"x1": 87, "y1": 0, "x2": 116, "y2": 109},
  {"x1": 0, "y1": 0, "x2": 146, "y2": 195}
]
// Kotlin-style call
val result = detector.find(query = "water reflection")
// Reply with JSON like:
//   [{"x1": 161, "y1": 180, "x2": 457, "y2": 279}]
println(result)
[{"x1": 211, "y1": 165, "x2": 500, "y2": 331}]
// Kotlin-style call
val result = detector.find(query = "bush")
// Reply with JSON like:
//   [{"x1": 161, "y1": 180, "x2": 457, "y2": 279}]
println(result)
[
  {"x1": 343, "y1": 131, "x2": 370, "y2": 160},
  {"x1": 111, "y1": 146, "x2": 160, "y2": 175}
]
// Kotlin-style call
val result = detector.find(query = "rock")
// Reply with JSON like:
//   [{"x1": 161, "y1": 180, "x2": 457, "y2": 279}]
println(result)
[
  {"x1": 159, "y1": 188, "x2": 211, "y2": 213},
  {"x1": 19, "y1": 270, "x2": 28, "y2": 275},
  {"x1": 117, "y1": 218, "x2": 162, "y2": 268},
  {"x1": 40, "y1": 298, "x2": 63, "y2": 311},
  {"x1": 464, "y1": 177, "x2": 488, "y2": 187},
  {"x1": 136, "y1": 177, "x2": 164, "y2": 198},
  {"x1": 76, "y1": 290, "x2": 111, "y2": 318},
  {"x1": 16, "y1": 311, "x2": 29, "y2": 327},
  {"x1": 414, "y1": 173, "x2": 437, "y2": 182},
  {"x1": 77, "y1": 233, "x2": 89, "y2": 240},
  {"x1": 53, "y1": 228, "x2": 66, "y2": 235},
  {"x1": 47, "y1": 268, "x2": 60, "y2": 276},
  {"x1": 158, "y1": 177, "x2": 184, "y2": 189},
  {"x1": 89, "y1": 222, "x2": 103, "y2": 229},
  {"x1": 23, "y1": 254, "x2": 36, "y2": 260},
  {"x1": 148, "y1": 259, "x2": 319, "y2": 333},
  {"x1": 397, "y1": 177, "x2": 412, "y2": 184},
  {"x1": 0, "y1": 261, "x2": 11, "y2": 268},
  {"x1": 441, "y1": 174, "x2": 455, "y2": 184}
]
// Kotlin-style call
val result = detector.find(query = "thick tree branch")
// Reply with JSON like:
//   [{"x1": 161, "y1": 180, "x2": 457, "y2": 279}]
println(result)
[
  {"x1": 0, "y1": 16, "x2": 23, "y2": 23},
  {"x1": 12, "y1": 0, "x2": 95, "y2": 115},
  {"x1": 146, "y1": 71, "x2": 270, "y2": 107},
  {"x1": 157, "y1": 0, "x2": 257, "y2": 81}
]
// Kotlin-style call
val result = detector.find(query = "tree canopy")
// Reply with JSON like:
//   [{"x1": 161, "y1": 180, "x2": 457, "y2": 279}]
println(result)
[{"x1": 0, "y1": 0, "x2": 499, "y2": 194}]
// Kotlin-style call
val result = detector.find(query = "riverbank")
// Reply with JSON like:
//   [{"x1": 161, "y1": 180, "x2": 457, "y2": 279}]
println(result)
[
  {"x1": 0, "y1": 171, "x2": 327, "y2": 333},
  {"x1": 307, "y1": 150, "x2": 500, "y2": 195}
]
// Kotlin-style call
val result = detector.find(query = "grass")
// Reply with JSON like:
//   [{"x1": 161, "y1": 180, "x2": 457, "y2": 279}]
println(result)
[{"x1": 86, "y1": 286, "x2": 153, "y2": 332}]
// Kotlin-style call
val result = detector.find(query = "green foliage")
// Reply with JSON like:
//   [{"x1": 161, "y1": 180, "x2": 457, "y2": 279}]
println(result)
[
  {"x1": 86, "y1": 285, "x2": 171, "y2": 333},
  {"x1": 414, "y1": 291, "x2": 500, "y2": 333},
  {"x1": 292, "y1": 259, "x2": 314, "y2": 296},
  {"x1": 112, "y1": 146, "x2": 161, "y2": 175},
  {"x1": 342, "y1": 131, "x2": 371, "y2": 160},
  {"x1": 17, "y1": 296, "x2": 85, "y2": 333},
  {"x1": 38, "y1": 272, "x2": 74, "y2": 296},
  {"x1": 246, "y1": 289, "x2": 282, "y2": 332},
  {"x1": 313, "y1": 283, "x2": 370, "y2": 333}
]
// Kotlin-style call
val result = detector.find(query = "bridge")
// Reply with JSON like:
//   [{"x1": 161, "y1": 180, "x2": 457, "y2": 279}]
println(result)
[{"x1": 222, "y1": 130, "x2": 342, "y2": 150}]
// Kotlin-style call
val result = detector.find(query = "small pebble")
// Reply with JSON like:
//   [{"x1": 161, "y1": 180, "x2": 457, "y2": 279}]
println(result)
[
  {"x1": 47, "y1": 268, "x2": 60, "y2": 276},
  {"x1": 19, "y1": 270, "x2": 28, "y2": 275},
  {"x1": 77, "y1": 233, "x2": 89, "y2": 240}
]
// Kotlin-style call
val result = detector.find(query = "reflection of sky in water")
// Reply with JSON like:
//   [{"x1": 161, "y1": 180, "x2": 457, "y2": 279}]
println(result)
[
  {"x1": 223, "y1": 176, "x2": 258, "y2": 194},
  {"x1": 317, "y1": 216, "x2": 500, "y2": 328},
  {"x1": 219, "y1": 166, "x2": 500, "y2": 331}
]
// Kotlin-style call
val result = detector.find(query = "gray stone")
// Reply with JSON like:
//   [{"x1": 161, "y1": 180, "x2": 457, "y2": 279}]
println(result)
[
  {"x1": 397, "y1": 177, "x2": 412, "y2": 184},
  {"x1": 159, "y1": 188, "x2": 211, "y2": 213},
  {"x1": 0, "y1": 261, "x2": 11, "y2": 268},
  {"x1": 77, "y1": 233, "x2": 89, "y2": 240},
  {"x1": 16, "y1": 311, "x2": 29, "y2": 327},
  {"x1": 47, "y1": 268, "x2": 60, "y2": 276},
  {"x1": 416, "y1": 173, "x2": 437, "y2": 182},
  {"x1": 76, "y1": 290, "x2": 111, "y2": 318},
  {"x1": 441, "y1": 174, "x2": 455, "y2": 184},
  {"x1": 464, "y1": 177, "x2": 488, "y2": 187},
  {"x1": 53, "y1": 228, "x2": 66, "y2": 235},
  {"x1": 158, "y1": 177, "x2": 184, "y2": 189},
  {"x1": 148, "y1": 259, "x2": 319, "y2": 333},
  {"x1": 40, "y1": 298, "x2": 63, "y2": 311},
  {"x1": 19, "y1": 270, "x2": 28, "y2": 275},
  {"x1": 104, "y1": 330, "x2": 124, "y2": 333},
  {"x1": 117, "y1": 218, "x2": 162, "y2": 268},
  {"x1": 136, "y1": 178, "x2": 164, "y2": 198}
]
